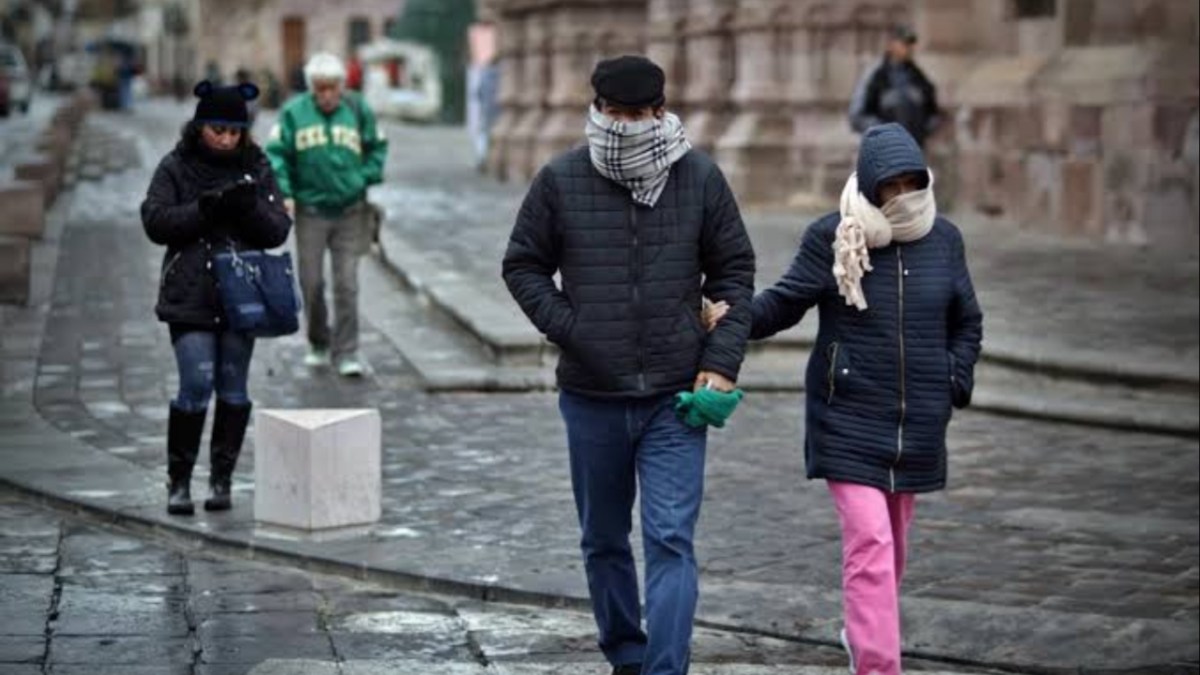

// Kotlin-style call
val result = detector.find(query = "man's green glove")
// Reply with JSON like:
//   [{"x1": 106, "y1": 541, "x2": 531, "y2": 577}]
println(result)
[{"x1": 675, "y1": 387, "x2": 745, "y2": 429}]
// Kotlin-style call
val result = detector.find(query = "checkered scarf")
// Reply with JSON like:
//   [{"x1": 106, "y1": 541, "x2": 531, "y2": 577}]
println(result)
[{"x1": 585, "y1": 105, "x2": 692, "y2": 208}]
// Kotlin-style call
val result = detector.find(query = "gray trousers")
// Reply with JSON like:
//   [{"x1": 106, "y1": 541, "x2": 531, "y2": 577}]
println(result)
[{"x1": 294, "y1": 203, "x2": 366, "y2": 361}]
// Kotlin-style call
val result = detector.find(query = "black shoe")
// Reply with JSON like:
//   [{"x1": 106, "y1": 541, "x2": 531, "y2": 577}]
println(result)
[
  {"x1": 166, "y1": 405, "x2": 207, "y2": 516},
  {"x1": 204, "y1": 400, "x2": 252, "y2": 511},
  {"x1": 612, "y1": 665, "x2": 642, "y2": 675}
]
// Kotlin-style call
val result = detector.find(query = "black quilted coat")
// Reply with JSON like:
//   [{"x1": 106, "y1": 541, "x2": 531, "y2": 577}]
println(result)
[
  {"x1": 502, "y1": 146, "x2": 756, "y2": 398},
  {"x1": 752, "y1": 125, "x2": 984, "y2": 493},
  {"x1": 142, "y1": 137, "x2": 292, "y2": 330}
]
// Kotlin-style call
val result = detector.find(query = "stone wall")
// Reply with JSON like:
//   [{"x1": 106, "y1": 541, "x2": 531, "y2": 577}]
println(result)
[
  {"x1": 933, "y1": 1, "x2": 1200, "y2": 245},
  {"x1": 486, "y1": 0, "x2": 1200, "y2": 244},
  {"x1": 484, "y1": 0, "x2": 646, "y2": 181}
]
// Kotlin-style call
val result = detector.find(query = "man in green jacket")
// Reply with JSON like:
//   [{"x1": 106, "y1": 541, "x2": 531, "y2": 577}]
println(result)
[{"x1": 266, "y1": 52, "x2": 388, "y2": 376}]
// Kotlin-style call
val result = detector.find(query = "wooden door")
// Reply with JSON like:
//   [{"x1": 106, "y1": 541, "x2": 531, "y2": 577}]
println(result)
[{"x1": 282, "y1": 16, "x2": 307, "y2": 90}]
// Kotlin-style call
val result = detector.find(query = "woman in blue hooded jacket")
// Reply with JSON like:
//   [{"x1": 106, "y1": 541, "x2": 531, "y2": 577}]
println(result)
[{"x1": 707, "y1": 123, "x2": 983, "y2": 674}]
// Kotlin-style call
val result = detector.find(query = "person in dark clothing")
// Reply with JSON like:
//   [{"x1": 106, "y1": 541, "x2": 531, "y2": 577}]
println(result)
[
  {"x1": 234, "y1": 67, "x2": 259, "y2": 125},
  {"x1": 501, "y1": 55, "x2": 756, "y2": 675},
  {"x1": 848, "y1": 25, "x2": 942, "y2": 147},
  {"x1": 141, "y1": 80, "x2": 292, "y2": 516},
  {"x1": 705, "y1": 124, "x2": 982, "y2": 675}
]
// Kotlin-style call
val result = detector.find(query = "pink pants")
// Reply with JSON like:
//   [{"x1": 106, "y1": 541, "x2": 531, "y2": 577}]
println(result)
[{"x1": 828, "y1": 480, "x2": 917, "y2": 675}]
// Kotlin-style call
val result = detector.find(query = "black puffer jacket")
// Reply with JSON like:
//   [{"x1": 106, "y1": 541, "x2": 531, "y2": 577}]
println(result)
[
  {"x1": 503, "y1": 147, "x2": 756, "y2": 398},
  {"x1": 142, "y1": 140, "x2": 292, "y2": 329},
  {"x1": 752, "y1": 125, "x2": 983, "y2": 493}
]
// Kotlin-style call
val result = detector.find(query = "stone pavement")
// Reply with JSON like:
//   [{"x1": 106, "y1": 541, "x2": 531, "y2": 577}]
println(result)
[
  {"x1": 0, "y1": 101, "x2": 1197, "y2": 673},
  {"x1": 5, "y1": 486, "x2": 996, "y2": 675}
]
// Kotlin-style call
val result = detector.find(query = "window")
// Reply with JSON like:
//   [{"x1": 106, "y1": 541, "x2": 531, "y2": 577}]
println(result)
[
  {"x1": 1013, "y1": 0, "x2": 1056, "y2": 19},
  {"x1": 348, "y1": 17, "x2": 372, "y2": 54}
]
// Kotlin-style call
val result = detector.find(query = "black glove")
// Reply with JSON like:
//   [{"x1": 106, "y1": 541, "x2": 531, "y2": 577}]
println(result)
[
  {"x1": 198, "y1": 178, "x2": 257, "y2": 223},
  {"x1": 198, "y1": 186, "x2": 226, "y2": 221},
  {"x1": 220, "y1": 178, "x2": 258, "y2": 215}
]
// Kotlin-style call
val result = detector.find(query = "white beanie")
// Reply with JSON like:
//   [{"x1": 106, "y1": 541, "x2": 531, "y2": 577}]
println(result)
[{"x1": 304, "y1": 53, "x2": 346, "y2": 89}]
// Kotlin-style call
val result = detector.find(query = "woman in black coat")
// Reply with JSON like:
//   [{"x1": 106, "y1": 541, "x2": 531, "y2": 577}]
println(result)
[
  {"x1": 706, "y1": 124, "x2": 983, "y2": 674},
  {"x1": 141, "y1": 81, "x2": 292, "y2": 516}
]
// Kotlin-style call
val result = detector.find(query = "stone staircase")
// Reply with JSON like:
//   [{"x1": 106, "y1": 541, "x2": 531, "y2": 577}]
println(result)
[{"x1": 363, "y1": 225, "x2": 1199, "y2": 437}]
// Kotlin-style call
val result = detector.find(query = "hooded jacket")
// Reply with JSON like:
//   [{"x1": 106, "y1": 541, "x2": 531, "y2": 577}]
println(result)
[{"x1": 752, "y1": 124, "x2": 983, "y2": 493}]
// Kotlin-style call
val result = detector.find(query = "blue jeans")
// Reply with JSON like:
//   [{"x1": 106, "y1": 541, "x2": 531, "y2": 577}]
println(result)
[
  {"x1": 170, "y1": 328, "x2": 255, "y2": 412},
  {"x1": 559, "y1": 391, "x2": 708, "y2": 675}
]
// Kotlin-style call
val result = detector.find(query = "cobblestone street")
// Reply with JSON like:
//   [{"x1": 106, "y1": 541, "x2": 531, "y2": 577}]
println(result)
[
  {"x1": 1, "y1": 101, "x2": 1197, "y2": 673},
  {"x1": 8, "y1": 486, "x2": 963, "y2": 674}
]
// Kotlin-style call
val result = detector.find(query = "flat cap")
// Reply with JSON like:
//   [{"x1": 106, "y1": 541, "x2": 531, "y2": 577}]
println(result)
[{"x1": 591, "y1": 55, "x2": 665, "y2": 108}]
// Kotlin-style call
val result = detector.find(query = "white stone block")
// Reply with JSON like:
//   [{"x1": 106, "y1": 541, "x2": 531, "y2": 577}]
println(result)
[{"x1": 254, "y1": 409, "x2": 382, "y2": 530}]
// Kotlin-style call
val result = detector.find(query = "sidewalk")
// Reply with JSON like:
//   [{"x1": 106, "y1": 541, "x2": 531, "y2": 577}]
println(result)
[
  {"x1": 1, "y1": 102, "x2": 1197, "y2": 674},
  {"x1": 13, "y1": 486, "x2": 995, "y2": 674}
]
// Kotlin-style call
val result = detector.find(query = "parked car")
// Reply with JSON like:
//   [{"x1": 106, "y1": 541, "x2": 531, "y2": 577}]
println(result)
[{"x1": 0, "y1": 42, "x2": 33, "y2": 115}]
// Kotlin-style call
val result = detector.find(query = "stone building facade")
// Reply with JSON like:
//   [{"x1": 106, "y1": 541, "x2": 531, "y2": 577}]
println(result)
[
  {"x1": 192, "y1": 0, "x2": 407, "y2": 91},
  {"x1": 483, "y1": 0, "x2": 1200, "y2": 245}
]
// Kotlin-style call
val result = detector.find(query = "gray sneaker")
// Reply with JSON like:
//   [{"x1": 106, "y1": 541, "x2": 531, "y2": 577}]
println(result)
[
  {"x1": 337, "y1": 356, "x2": 365, "y2": 377},
  {"x1": 840, "y1": 627, "x2": 855, "y2": 674},
  {"x1": 303, "y1": 347, "x2": 331, "y2": 368}
]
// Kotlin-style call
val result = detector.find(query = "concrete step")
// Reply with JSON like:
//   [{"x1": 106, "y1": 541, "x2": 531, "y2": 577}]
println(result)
[
  {"x1": 375, "y1": 225, "x2": 1199, "y2": 389},
  {"x1": 371, "y1": 229, "x2": 1199, "y2": 436}
]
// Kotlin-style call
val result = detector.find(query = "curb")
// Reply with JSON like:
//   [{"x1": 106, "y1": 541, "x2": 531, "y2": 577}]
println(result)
[
  {"x1": 371, "y1": 237, "x2": 1197, "y2": 438},
  {"x1": 372, "y1": 234, "x2": 1200, "y2": 393}
]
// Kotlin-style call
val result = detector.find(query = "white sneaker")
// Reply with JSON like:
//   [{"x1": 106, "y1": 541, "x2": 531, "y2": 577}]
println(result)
[
  {"x1": 840, "y1": 627, "x2": 855, "y2": 674},
  {"x1": 337, "y1": 356, "x2": 365, "y2": 377},
  {"x1": 303, "y1": 347, "x2": 331, "y2": 368}
]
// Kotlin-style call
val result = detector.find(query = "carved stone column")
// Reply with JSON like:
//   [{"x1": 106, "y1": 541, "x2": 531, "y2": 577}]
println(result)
[
  {"x1": 504, "y1": 6, "x2": 553, "y2": 181},
  {"x1": 534, "y1": 0, "x2": 647, "y2": 170},
  {"x1": 681, "y1": 0, "x2": 737, "y2": 154},
  {"x1": 646, "y1": 0, "x2": 689, "y2": 113},
  {"x1": 784, "y1": 2, "x2": 909, "y2": 205},
  {"x1": 486, "y1": 1, "x2": 526, "y2": 180},
  {"x1": 714, "y1": 0, "x2": 796, "y2": 204}
]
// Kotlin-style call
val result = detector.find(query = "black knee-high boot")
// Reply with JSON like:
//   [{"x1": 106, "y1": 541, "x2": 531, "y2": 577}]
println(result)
[
  {"x1": 204, "y1": 400, "x2": 252, "y2": 511},
  {"x1": 167, "y1": 404, "x2": 208, "y2": 516}
]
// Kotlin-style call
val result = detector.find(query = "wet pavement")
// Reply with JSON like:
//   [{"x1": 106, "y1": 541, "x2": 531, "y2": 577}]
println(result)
[
  {"x1": 0, "y1": 100, "x2": 1197, "y2": 673},
  {"x1": 0, "y1": 485, "x2": 1013, "y2": 674}
]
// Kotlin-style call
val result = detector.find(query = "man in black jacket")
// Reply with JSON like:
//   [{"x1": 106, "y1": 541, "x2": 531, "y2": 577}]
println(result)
[
  {"x1": 502, "y1": 56, "x2": 755, "y2": 675},
  {"x1": 848, "y1": 24, "x2": 942, "y2": 148}
]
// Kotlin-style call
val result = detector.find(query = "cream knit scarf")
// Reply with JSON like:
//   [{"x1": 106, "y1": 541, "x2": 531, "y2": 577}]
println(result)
[{"x1": 833, "y1": 170, "x2": 936, "y2": 310}]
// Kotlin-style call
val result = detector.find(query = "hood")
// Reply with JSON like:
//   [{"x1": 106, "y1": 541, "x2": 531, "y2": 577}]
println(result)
[{"x1": 855, "y1": 122, "x2": 928, "y2": 207}]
